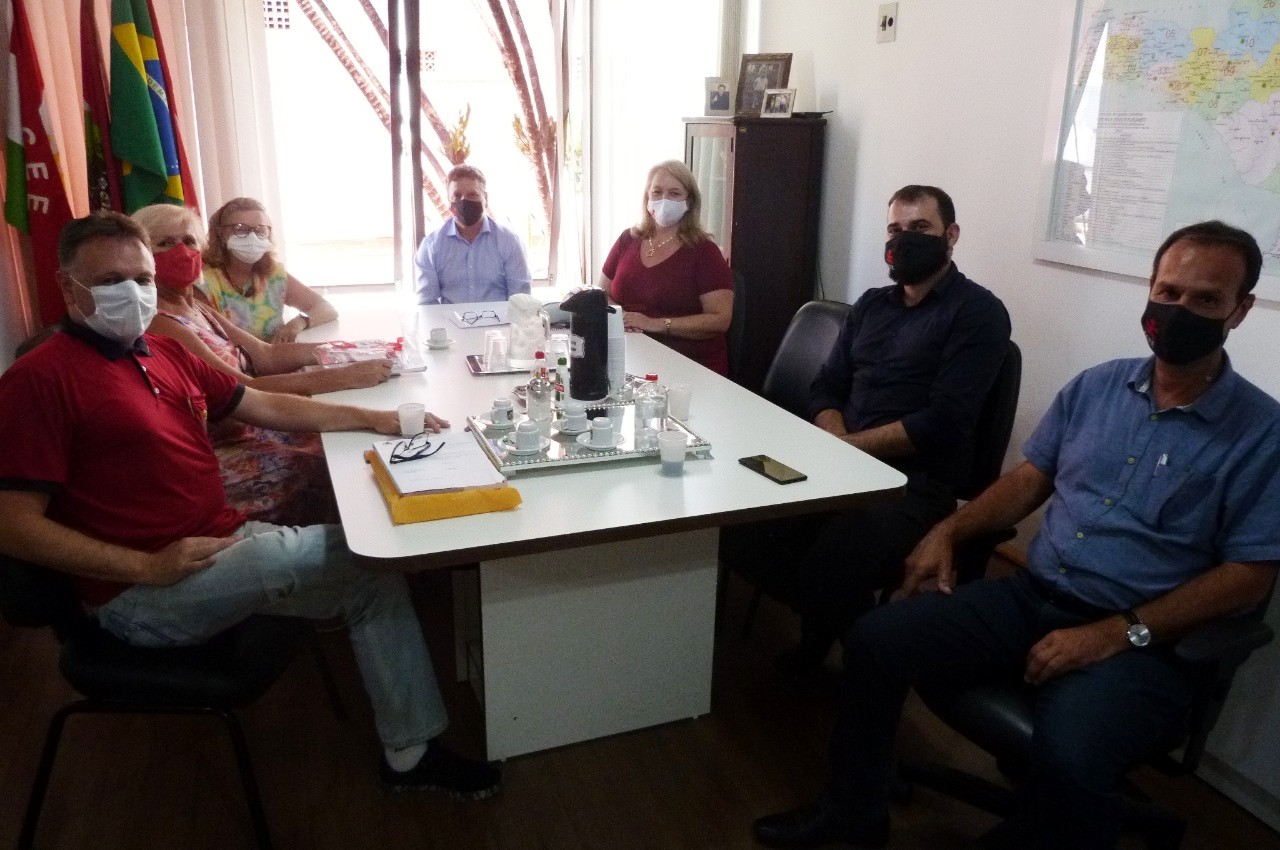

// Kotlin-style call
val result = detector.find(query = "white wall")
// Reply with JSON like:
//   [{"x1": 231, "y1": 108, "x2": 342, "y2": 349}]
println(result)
[{"x1": 758, "y1": 0, "x2": 1279, "y2": 828}]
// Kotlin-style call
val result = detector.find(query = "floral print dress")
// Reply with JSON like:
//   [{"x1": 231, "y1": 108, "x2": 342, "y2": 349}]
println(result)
[{"x1": 159, "y1": 308, "x2": 338, "y2": 526}]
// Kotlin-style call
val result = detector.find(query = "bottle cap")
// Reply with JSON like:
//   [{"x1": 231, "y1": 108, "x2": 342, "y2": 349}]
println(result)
[
  {"x1": 645, "y1": 373, "x2": 658, "y2": 382},
  {"x1": 535, "y1": 350, "x2": 546, "y2": 360}
]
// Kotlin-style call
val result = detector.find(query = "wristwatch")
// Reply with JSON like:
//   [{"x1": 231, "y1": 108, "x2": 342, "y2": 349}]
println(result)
[
  {"x1": 1123, "y1": 609, "x2": 1152, "y2": 647},
  {"x1": 663, "y1": 318, "x2": 672, "y2": 333},
  {"x1": 301, "y1": 314, "x2": 312, "y2": 329}
]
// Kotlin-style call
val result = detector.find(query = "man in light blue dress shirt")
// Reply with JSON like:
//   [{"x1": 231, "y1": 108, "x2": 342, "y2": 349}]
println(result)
[
  {"x1": 754, "y1": 220, "x2": 1280, "y2": 850},
  {"x1": 415, "y1": 164, "x2": 532, "y2": 305}
]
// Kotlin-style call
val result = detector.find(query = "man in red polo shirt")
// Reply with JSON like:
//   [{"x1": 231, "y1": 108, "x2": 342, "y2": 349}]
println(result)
[{"x1": 0, "y1": 212, "x2": 500, "y2": 799}]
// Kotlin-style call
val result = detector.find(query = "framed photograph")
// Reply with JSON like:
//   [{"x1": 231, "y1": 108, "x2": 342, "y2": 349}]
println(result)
[
  {"x1": 735, "y1": 53, "x2": 792, "y2": 116},
  {"x1": 705, "y1": 77, "x2": 733, "y2": 117},
  {"x1": 761, "y1": 89, "x2": 796, "y2": 119}
]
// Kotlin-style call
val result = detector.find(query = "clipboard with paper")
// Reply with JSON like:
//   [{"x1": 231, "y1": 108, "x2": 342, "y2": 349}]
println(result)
[{"x1": 364, "y1": 434, "x2": 521, "y2": 524}]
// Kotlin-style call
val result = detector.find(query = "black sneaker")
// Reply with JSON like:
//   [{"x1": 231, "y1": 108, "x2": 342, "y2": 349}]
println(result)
[{"x1": 380, "y1": 743, "x2": 502, "y2": 800}]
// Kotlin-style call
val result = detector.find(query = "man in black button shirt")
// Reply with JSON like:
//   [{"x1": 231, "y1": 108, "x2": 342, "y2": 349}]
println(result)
[{"x1": 727, "y1": 185, "x2": 1011, "y2": 672}]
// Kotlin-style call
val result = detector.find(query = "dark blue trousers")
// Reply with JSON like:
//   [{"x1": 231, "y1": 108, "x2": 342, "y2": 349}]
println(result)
[{"x1": 828, "y1": 571, "x2": 1193, "y2": 849}]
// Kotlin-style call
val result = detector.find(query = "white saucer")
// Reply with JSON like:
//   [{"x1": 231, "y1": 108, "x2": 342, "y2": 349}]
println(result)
[
  {"x1": 554, "y1": 419, "x2": 590, "y2": 436},
  {"x1": 426, "y1": 339, "x2": 454, "y2": 350},
  {"x1": 500, "y1": 434, "x2": 551, "y2": 455},
  {"x1": 577, "y1": 432, "x2": 625, "y2": 450},
  {"x1": 476, "y1": 412, "x2": 515, "y2": 430}
]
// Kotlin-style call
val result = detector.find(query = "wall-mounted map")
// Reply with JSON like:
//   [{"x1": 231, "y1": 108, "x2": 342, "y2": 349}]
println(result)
[{"x1": 1036, "y1": 0, "x2": 1280, "y2": 300}]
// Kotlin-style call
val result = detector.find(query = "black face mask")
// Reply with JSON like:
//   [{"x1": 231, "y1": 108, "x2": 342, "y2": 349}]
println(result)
[
  {"x1": 1140, "y1": 300, "x2": 1233, "y2": 365},
  {"x1": 885, "y1": 230, "x2": 950, "y2": 285},
  {"x1": 451, "y1": 198, "x2": 484, "y2": 227}
]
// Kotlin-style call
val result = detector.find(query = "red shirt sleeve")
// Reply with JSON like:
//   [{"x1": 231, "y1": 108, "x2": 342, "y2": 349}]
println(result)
[
  {"x1": 692, "y1": 239, "x2": 733, "y2": 297},
  {"x1": 0, "y1": 357, "x2": 74, "y2": 488},
  {"x1": 602, "y1": 230, "x2": 636, "y2": 283}
]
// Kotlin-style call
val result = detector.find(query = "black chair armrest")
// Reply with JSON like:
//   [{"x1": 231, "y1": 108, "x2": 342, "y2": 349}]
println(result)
[{"x1": 1174, "y1": 618, "x2": 1273, "y2": 666}]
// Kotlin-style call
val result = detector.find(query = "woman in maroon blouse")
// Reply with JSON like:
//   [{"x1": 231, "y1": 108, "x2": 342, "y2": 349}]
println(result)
[{"x1": 599, "y1": 160, "x2": 734, "y2": 375}]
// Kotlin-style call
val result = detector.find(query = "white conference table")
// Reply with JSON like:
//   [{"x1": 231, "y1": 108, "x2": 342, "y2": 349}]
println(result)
[{"x1": 304, "y1": 302, "x2": 906, "y2": 759}]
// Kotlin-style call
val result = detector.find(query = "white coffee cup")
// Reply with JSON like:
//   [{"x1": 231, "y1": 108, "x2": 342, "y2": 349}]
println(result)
[
  {"x1": 398, "y1": 402, "x2": 426, "y2": 437},
  {"x1": 667, "y1": 382, "x2": 693, "y2": 420},
  {"x1": 514, "y1": 420, "x2": 541, "y2": 451},
  {"x1": 658, "y1": 431, "x2": 687, "y2": 475},
  {"x1": 491, "y1": 397, "x2": 514, "y2": 425},
  {"x1": 562, "y1": 402, "x2": 588, "y2": 431},
  {"x1": 429, "y1": 326, "x2": 448, "y2": 345},
  {"x1": 590, "y1": 416, "x2": 614, "y2": 448}
]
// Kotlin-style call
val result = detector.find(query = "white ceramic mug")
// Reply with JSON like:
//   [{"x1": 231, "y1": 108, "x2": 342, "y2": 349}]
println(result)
[
  {"x1": 590, "y1": 416, "x2": 614, "y2": 448},
  {"x1": 429, "y1": 326, "x2": 448, "y2": 345},
  {"x1": 491, "y1": 397, "x2": 514, "y2": 425},
  {"x1": 563, "y1": 402, "x2": 588, "y2": 431},
  {"x1": 514, "y1": 421, "x2": 541, "y2": 451},
  {"x1": 397, "y1": 403, "x2": 426, "y2": 437}
]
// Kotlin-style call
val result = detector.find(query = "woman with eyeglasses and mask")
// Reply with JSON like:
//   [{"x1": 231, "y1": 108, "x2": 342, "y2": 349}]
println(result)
[
  {"x1": 599, "y1": 160, "x2": 734, "y2": 375},
  {"x1": 201, "y1": 197, "x2": 338, "y2": 342},
  {"x1": 132, "y1": 204, "x2": 401, "y2": 527}
]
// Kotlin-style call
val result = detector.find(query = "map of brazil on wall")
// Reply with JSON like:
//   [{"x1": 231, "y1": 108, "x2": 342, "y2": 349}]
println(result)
[{"x1": 1037, "y1": 0, "x2": 1280, "y2": 299}]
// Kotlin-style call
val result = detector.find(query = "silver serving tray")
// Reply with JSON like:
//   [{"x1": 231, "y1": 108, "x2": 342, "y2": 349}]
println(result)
[{"x1": 467, "y1": 404, "x2": 711, "y2": 474}]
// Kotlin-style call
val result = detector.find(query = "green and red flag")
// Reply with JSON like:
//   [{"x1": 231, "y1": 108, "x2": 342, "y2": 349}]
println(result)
[
  {"x1": 4, "y1": 0, "x2": 75, "y2": 325},
  {"x1": 109, "y1": 0, "x2": 184, "y2": 212},
  {"x1": 82, "y1": 0, "x2": 121, "y2": 212}
]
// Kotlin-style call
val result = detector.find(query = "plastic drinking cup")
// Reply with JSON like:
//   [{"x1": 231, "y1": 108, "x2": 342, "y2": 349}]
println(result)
[
  {"x1": 485, "y1": 333, "x2": 509, "y2": 371},
  {"x1": 658, "y1": 431, "x2": 688, "y2": 475},
  {"x1": 397, "y1": 403, "x2": 426, "y2": 437},
  {"x1": 667, "y1": 383, "x2": 692, "y2": 420}
]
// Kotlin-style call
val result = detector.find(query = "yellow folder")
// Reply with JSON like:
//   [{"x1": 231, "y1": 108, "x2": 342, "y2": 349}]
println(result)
[{"x1": 364, "y1": 450, "x2": 522, "y2": 524}]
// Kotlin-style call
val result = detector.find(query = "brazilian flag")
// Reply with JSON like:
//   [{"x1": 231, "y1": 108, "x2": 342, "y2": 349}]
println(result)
[{"x1": 110, "y1": 0, "x2": 184, "y2": 212}]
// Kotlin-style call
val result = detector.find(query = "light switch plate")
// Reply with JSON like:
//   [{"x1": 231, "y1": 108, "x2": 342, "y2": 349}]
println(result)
[{"x1": 878, "y1": 2, "x2": 898, "y2": 43}]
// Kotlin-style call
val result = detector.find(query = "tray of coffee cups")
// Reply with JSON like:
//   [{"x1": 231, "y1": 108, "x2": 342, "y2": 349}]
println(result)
[{"x1": 466, "y1": 399, "x2": 711, "y2": 473}]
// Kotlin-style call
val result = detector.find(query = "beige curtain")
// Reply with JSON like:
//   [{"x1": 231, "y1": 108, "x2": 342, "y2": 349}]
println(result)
[{"x1": 0, "y1": 0, "x2": 279, "y2": 366}]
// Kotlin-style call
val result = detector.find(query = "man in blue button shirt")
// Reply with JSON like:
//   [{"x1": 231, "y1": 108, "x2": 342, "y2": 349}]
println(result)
[
  {"x1": 754, "y1": 220, "x2": 1280, "y2": 850},
  {"x1": 724, "y1": 185, "x2": 1011, "y2": 673},
  {"x1": 415, "y1": 164, "x2": 532, "y2": 305}
]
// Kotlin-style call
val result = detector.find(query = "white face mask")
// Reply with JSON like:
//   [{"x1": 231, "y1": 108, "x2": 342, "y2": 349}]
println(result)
[
  {"x1": 71, "y1": 277, "x2": 158, "y2": 345},
  {"x1": 647, "y1": 198, "x2": 688, "y2": 228},
  {"x1": 226, "y1": 232, "x2": 272, "y2": 264}
]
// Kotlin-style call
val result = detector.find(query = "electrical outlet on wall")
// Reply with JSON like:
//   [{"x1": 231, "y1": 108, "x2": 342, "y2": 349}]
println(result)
[{"x1": 878, "y1": 2, "x2": 898, "y2": 43}]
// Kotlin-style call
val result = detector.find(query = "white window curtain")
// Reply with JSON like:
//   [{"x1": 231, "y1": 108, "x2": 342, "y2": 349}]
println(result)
[{"x1": 0, "y1": 0, "x2": 281, "y2": 366}]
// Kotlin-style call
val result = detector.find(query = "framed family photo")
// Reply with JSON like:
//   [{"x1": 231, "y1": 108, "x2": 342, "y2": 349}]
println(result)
[
  {"x1": 761, "y1": 89, "x2": 796, "y2": 118},
  {"x1": 735, "y1": 53, "x2": 792, "y2": 116},
  {"x1": 705, "y1": 77, "x2": 733, "y2": 117}
]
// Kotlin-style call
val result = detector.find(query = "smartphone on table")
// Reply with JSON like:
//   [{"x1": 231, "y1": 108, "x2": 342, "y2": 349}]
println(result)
[{"x1": 738, "y1": 455, "x2": 808, "y2": 484}]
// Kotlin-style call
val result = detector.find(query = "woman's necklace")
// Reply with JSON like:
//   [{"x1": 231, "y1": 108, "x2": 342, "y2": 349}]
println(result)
[{"x1": 646, "y1": 234, "x2": 677, "y2": 257}]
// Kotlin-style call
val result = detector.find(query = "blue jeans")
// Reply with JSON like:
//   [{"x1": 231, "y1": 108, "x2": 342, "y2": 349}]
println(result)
[
  {"x1": 827, "y1": 571, "x2": 1193, "y2": 849},
  {"x1": 97, "y1": 522, "x2": 448, "y2": 750}
]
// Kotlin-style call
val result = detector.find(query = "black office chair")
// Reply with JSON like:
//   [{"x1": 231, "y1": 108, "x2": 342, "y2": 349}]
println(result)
[
  {"x1": 899, "y1": 582, "x2": 1275, "y2": 850},
  {"x1": 719, "y1": 300, "x2": 853, "y2": 634},
  {"x1": 759, "y1": 299, "x2": 852, "y2": 418},
  {"x1": 726, "y1": 270, "x2": 749, "y2": 386},
  {"x1": 0, "y1": 556, "x2": 344, "y2": 850},
  {"x1": 951, "y1": 340, "x2": 1023, "y2": 584}
]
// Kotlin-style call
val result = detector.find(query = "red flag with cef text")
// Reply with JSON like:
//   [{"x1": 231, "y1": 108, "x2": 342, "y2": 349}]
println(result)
[{"x1": 4, "y1": 0, "x2": 75, "y2": 325}]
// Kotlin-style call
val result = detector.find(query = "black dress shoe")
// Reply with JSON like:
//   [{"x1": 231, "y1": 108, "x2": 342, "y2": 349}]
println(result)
[{"x1": 753, "y1": 800, "x2": 889, "y2": 848}]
